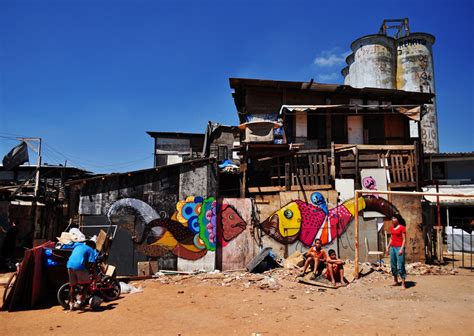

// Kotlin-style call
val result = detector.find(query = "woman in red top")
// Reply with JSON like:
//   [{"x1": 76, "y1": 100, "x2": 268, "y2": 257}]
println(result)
[{"x1": 385, "y1": 216, "x2": 407, "y2": 288}]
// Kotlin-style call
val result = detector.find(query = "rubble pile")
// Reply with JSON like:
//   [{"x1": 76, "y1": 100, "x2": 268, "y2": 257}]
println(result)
[
  {"x1": 405, "y1": 262, "x2": 457, "y2": 275},
  {"x1": 142, "y1": 260, "x2": 458, "y2": 291}
]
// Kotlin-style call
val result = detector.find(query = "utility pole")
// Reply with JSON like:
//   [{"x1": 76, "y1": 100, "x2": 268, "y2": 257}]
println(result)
[{"x1": 17, "y1": 137, "x2": 42, "y2": 239}]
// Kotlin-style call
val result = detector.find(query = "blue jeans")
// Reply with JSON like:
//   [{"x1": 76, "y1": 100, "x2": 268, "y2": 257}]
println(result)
[{"x1": 390, "y1": 246, "x2": 406, "y2": 279}]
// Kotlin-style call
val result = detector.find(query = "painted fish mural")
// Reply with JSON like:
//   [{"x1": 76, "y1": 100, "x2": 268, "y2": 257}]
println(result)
[
  {"x1": 107, "y1": 196, "x2": 247, "y2": 260},
  {"x1": 260, "y1": 192, "x2": 401, "y2": 246},
  {"x1": 107, "y1": 193, "x2": 402, "y2": 260}
]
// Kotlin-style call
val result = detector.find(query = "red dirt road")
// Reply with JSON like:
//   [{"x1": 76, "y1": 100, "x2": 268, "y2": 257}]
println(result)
[{"x1": 1, "y1": 269, "x2": 473, "y2": 336}]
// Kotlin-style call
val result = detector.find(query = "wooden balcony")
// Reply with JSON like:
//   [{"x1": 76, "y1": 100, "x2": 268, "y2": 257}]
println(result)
[
  {"x1": 334, "y1": 144, "x2": 420, "y2": 189},
  {"x1": 245, "y1": 143, "x2": 420, "y2": 194}
]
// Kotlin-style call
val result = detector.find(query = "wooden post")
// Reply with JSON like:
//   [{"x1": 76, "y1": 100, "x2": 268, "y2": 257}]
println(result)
[
  {"x1": 285, "y1": 161, "x2": 291, "y2": 190},
  {"x1": 354, "y1": 191, "x2": 359, "y2": 279},
  {"x1": 330, "y1": 142, "x2": 336, "y2": 180},
  {"x1": 414, "y1": 141, "x2": 420, "y2": 191},
  {"x1": 354, "y1": 146, "x2": 359, "y2": 186},
  {"x1": 240, "y1": 163, "x2": 247, "y2": 198}
]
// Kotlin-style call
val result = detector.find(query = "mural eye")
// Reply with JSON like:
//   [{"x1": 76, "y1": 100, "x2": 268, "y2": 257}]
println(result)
[
  {"x1": 229, "y1": 214, "x2": 234, "y2": 220},
  {"x1": 284, "y1": 209, "x2": 293, "y2": 219}
]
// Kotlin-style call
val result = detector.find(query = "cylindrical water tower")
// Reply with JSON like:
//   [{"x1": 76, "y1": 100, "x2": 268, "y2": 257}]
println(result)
[
  {"x1": 397, "y1": 33, "x2": 438, "y2": 152},
  {"x1": 341, "y1": 66, "x2": 350, "y2": 85},
  {"x1": 342, "y1": 21, "x2": 439, "y2": 153},
  {"x1": 349, "y1": 34, "x2": 396, "y2": 89}
]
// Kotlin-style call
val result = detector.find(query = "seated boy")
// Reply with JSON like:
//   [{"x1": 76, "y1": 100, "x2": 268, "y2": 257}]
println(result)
[
  {"x1": 325, "y1": 249, "x2": 349, "y2": 286},
  {"x1": 301, "y1": 238, "x2": 327, "y2": 279}
]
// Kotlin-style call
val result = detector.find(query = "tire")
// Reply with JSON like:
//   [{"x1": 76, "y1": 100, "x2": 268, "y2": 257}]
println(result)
[
  {"x1": 99, "y1": 276, "x2": 121, "y2": 301},
  {"x1": 57, "y1": 282, "x2": 78, "y2": 309},
  {"x1": 2, "y1": 272, "x2": 17, "y2": 306}
]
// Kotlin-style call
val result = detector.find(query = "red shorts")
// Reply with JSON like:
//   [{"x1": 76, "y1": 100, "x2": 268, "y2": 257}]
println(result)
[
  {"x1": 326, "y1": 264, "x2": 343, "y2": 282},
  {"x1": 68, "y1": 269, "x2": 91, "y2": 285}
]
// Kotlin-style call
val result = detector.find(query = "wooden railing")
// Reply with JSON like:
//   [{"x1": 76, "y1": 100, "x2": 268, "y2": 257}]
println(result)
[
  {"x1": 247, "y1": 143, "x2": 420, "y2": 193},
  {"x1": 333, "y1": 144, "x2": 419, "y2": 188}
]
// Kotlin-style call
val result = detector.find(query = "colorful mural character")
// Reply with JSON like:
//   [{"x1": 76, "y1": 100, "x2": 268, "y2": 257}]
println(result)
[
  {"x1": 260, "y1": 192, "x2": 402, "y2": 246},
  {"x1": 362, "y1": 176, "x2": 379, "y2": 198},
  {"x1": 107, "y1": 197, "x2": 246, "y2": 260}
]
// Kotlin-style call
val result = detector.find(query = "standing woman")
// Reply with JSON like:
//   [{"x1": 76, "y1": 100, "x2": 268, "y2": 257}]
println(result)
[{"x1": 386, "y1": 216, "x2": 407, "y2": 288}]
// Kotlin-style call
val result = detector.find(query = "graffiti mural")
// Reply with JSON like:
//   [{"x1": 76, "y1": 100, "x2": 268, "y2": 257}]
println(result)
[
  {"x1": 260, "y1": 192, "x2": 402, "y2": 246},
  {"x1": 107, "y1": 193, "x2": 404, "y2": 260},
  {"x1": 107, "y1": 197, "x2": 247, "y2": 260}
]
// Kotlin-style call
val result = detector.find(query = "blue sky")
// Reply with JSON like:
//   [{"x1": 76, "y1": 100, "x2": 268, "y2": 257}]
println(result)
[{"x1": 1, "y1": 0, "x2": 473, "y2": 173}]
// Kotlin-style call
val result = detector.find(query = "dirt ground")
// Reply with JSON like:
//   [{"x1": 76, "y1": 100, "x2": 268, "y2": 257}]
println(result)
[{"x1": 1, "y1": 263, "x2": 473, "y2": 336}]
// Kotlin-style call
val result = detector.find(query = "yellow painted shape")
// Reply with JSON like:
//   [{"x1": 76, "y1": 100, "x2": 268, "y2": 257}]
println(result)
[
  {"x1": 179, "y1": 242, "x2": 204, "y2": 253},
  {"x1": 343, "y1": 197, "x2": 366, "y2": 217},
  {"x1": 175, "y1": 200, "x2": 188, "y2": 224},
  {"x1": 150, "y1": 231, "x2": 178, "y2": 249},
  {"x1": 275, "y1": 202, "x2": 301, "y2": 237}
]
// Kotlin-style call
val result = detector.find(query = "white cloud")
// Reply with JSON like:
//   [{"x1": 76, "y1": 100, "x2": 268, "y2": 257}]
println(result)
[
  {"x1": 313, "y1": 48, "x2": 350, "y2": 67},
  {"x1": 318, "y1": 73, "x2": 339, "y2": 82}
]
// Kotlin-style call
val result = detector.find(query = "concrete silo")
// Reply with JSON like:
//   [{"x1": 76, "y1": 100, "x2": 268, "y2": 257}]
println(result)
[
  {"x1": 345, "y1": 53, "x2": 356, "y2": 86},
  {"x1": 397, "y1": 33, "x2": 438, "y2": 152},
  {"x1": 342, "y1": 20, "x2": 439, "y2": 153},
  {"x1": 341, "y1": 66, "x2": 350, "y2": 85},
  {"x1": 349, "y1": 34, "x2": 397, "y2": 89}
]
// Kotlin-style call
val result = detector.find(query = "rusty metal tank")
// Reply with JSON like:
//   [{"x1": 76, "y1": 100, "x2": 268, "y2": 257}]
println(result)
[
  {"x1": 397, "y1": 33, "x2": 438, "y2": 152},
  {"x1": 349, "y1": 34, "x2": 396, "y2": 89}
]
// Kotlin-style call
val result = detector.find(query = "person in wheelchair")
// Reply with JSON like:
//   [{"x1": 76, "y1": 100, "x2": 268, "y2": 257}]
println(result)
[{"x1": 66, "y1": 240, "x2": 98, "y2": 311}]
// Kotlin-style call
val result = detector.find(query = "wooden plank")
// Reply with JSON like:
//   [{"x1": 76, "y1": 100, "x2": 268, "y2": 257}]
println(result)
[
  {"x1": 240, "y1": 162, "x2": 247, "y2": 198},
  {"x1": 316, "y1": 155, "x2": 321, "y2": 185},
  {"x1": 304, "y1": 165, "x2": 309, "y2": 185},
  {"x1": 309, "y1": 155, "x2": 316, "y2": 185},
  {"x1": 277, "y1": 157, "x2": 282, "y2": 187},
  {"x1": 339, "y1": 144, "x2": 416, "y2": 151},
  {"x1": 354, "y1": 147, "x2": 359, "y2": 185},
  {"x1": 340, "y1": 168, "x2": 357, "y2": 175},
  {"x1": 403, "y1": 155, "x2": 409, "y2": 181},
  {"x1": 297, "y1": 277, "x2": 340, "y2": 289},
  {"x1": 330, "y1": 142, "x2": 336, "y2": 180},
  {"x1": 285, "y1": 162, "x2": 291, "y2": 190},
  {"x1": 289, "y1": 184, "x2": 332, "y2": 191},
  {"x1": 340, "y1": 161, "x2": 380, "y2": 168},
  {"x1": 395, "y1": 155, "x2": 402, "y2": 182},
  {"x1": 323, "y1": 154, "x2": 329, "y2": 184},
  {"x1": 358, "y1": 154, "x2": 381, "y2": 161},
  {"x1": 340, "y1": 155, "x2": 355, "y2": 161},
  {"x1": 409, "y1": 152, "x2": 415, "y2": 182},
  {"x1": 298, "y1": 149, "x2": 332, "y2": 154},
  {"x1": 389, "y1": 182, "x2": 416, "y2": 188},
  {"x1": 249, "y1": 186, "x2": 285, "y2": 193}
]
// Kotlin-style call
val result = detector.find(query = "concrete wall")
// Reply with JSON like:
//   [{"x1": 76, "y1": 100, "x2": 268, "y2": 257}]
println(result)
[{"x1": 76, "y1": 161, "x2": 217, "y2": 274}]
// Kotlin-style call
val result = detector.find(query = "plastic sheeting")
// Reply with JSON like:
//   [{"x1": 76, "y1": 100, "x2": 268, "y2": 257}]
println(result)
[{"x1": 446, "y1": 226, "x2": 473, "y2": 252}]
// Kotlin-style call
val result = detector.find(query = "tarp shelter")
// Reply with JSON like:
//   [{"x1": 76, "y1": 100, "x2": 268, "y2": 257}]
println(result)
[
  {"x1": 278, "y1": 104, "x2": 421, "y2": 121},
  {"x1": 2, "y1": 241, "x2": 70, "y2": 312}
]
